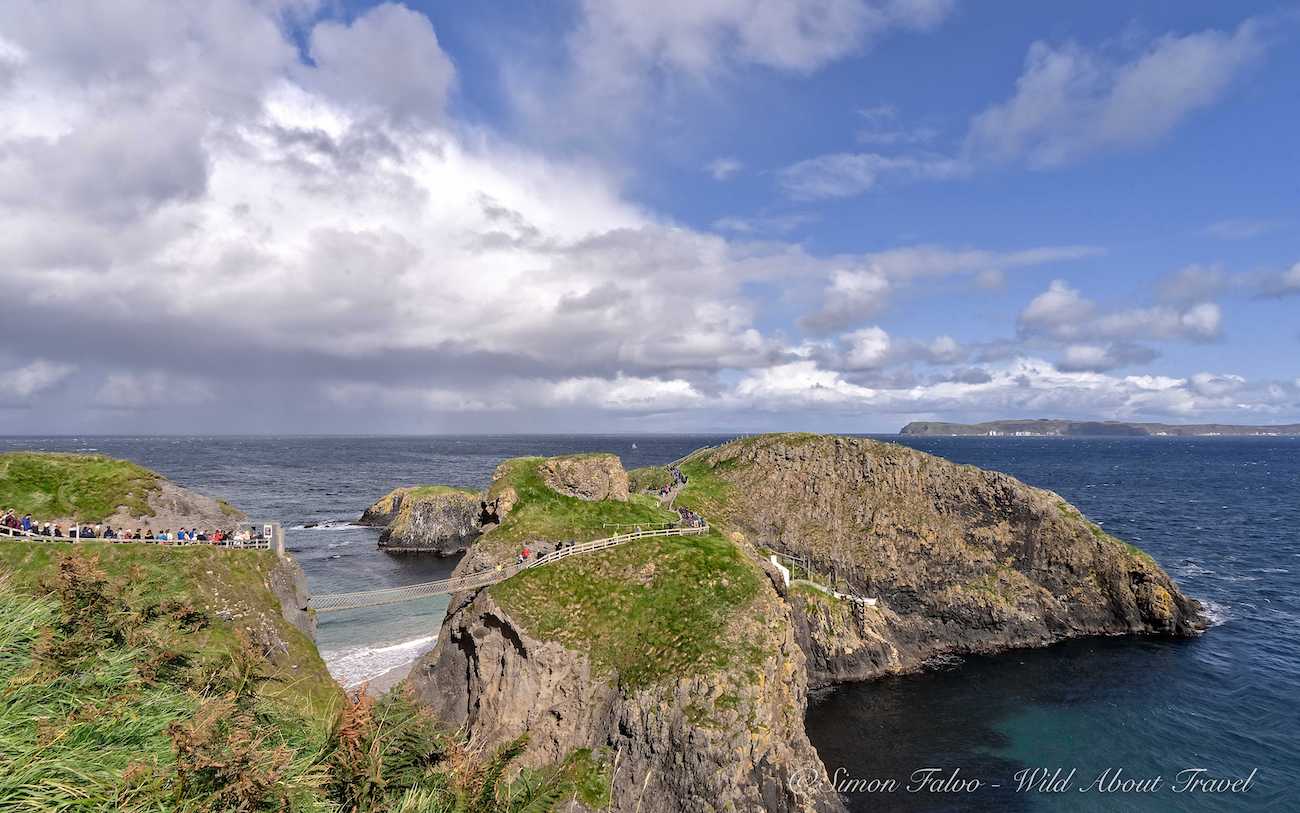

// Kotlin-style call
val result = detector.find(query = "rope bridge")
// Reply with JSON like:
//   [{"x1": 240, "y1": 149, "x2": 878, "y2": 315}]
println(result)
[{"x1": 308, "y1": 523, "x2": 709, "y2": 613}]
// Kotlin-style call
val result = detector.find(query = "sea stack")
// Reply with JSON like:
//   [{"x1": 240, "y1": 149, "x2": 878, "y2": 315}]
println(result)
[{"x1": 360, "y1": 485, "x2": 483, "y2": 555}]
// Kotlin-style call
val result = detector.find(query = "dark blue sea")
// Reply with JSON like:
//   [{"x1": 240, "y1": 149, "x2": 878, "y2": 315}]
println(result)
[{"x1": 2, "y1": 435, "x2": 1296, "y2": 812}]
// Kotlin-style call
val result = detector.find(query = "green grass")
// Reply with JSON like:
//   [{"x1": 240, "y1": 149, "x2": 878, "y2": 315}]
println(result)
[
  {"x1": 626, "y1": 465, "x2": 673, "y2": 493},
  {"x1": 481, "y1": 457, "x2": 676, "y2": 550},
  {"x1": 405, "y1": 485, "x2": 479, "y2": 499},
  {"x1": 0, "y1": 540, "x2": 339, "y2": 715},
  {"x1": 490, "y1": 530, "x2": 761, "y2": 690},
  {"x1": 0, "y1": 452, "x2": 162, "y2": 522},
  {"x1": 0, "y1": 549, "x2": 611, "y2": 813},
  {"x1": 1084, "y1": 521, "x2": 1156, "y2": 565},
  {"x1": 674, "y1": 457, "x2": 736, "y2": 524}
]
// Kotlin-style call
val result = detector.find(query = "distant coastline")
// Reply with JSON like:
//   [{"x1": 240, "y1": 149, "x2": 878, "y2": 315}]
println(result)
[{"x1": 899, "y1": 419, "x2": 1300, "y2": 437}]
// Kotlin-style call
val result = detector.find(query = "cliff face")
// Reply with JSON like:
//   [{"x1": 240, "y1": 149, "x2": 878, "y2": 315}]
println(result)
[
  {"x1": 268, "y1": 553, "x2": 316, "y2": 641},
  {"x1": 360, "y1": 486, "x2": 482, "y2": 555},
  {"x1": 405, "y1": 454, "x2": 841, "y2": 813},
  {"x1": 408, "y1": 574, "x2": 840, "y2": 813},
  {"x1": 677, "y1": 434, "x2": 1204, "y2": 687}
]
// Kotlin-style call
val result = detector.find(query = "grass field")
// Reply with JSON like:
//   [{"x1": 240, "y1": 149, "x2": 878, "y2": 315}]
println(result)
[
  {"x1": 481, "y1": 457, "x2": 677, "y2": 552},
  {"x1": 491, "y1": 529, "x2": 761, "y2": 690},
  {"x1": 0, "y1": 542, "x2": 609, "y2": 812},
  {"x1": 0, "y1": 539, "x2": 340, "y2": 715},
  {"x1": 0, "y1": 452, "x2": 161, "y2": 522}
]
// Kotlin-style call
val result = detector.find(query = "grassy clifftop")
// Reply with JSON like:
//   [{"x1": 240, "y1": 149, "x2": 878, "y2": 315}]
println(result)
[
  {"x1": 475, "y1": 455, "x2": 774, "y2": 691},
  {"x1": 0, "y1": 540, "x2": 338, "y2": 714},
  {"x1": 480, "y1": 456, "x2": 675, "y2": 551},
  {"x1": 0, "y1": 452, "x2": 161, "y2": 521},
  {"x1": 0, "y1": 540, "x2": 612, "y2": 812},
  {"x1": 491, "y1": 529, "x2": 762, "y2": 690}
]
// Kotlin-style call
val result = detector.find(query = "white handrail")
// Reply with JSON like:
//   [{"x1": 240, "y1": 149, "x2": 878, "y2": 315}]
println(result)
[{"x1": 0, "y1": 524, "x2": 271, "y2": 549}]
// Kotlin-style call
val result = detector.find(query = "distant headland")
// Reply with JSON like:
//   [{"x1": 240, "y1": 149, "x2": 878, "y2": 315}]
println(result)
[{"x1": 899, "y1": 419, "x2": 1300, "y2": 437}]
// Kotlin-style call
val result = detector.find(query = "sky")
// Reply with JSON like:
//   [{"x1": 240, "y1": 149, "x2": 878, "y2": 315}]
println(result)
[{"x1": 1, "y1": 0, "x2": 1297, "y2": 434}]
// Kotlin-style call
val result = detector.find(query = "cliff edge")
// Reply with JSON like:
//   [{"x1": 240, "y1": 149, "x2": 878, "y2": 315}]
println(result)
[
  {"x1": 676, "y1": 434, "x2": 1203, "y2": 687},
  {"x1": 406, "y1": 453, "x2": 840, "y2": 813}
]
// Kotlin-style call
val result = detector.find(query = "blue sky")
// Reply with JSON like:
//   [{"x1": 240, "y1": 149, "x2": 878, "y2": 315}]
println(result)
[{"x1": 0, "y1": 0, "x2": 1296, "y2": 433}]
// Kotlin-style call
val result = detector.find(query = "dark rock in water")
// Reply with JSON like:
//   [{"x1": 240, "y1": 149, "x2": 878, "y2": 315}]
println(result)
[
  {"x1": 362, "y1": 486, "x2": 483, "y2": 555},
  {"x1": 675, "y1": 434, "x2": 1204, "y2": 689}
]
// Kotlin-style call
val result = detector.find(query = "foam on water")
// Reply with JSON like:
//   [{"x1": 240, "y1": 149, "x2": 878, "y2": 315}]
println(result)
[{"x1": 322, "y1": 634, "x2": 440, "y2": 688}]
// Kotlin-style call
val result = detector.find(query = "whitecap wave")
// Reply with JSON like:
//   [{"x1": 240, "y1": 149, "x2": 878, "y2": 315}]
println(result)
[
  {"x1": 322, "y1": 634, "x2": 440, "y2": 688},
  {"x1": 289, "y1": 521, "x2": 366, "y2": 530},
  {"x1": 1200, "y1": 601, "x2": 1230, "y2": 627}
]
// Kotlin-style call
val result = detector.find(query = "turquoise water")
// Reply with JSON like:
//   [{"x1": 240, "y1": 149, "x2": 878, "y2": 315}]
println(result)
[{"x1": 2, "y1": 434, "x2": 1294, "y2": 811}]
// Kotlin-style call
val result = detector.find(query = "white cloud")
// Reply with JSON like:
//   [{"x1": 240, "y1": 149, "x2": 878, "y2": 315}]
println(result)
[
  {"x1": 298, "y1": 3, "x2": 456, "y2": 125},
  {"x1": 779, "y1": 151, "x2": 968, "y2": 199},
  {"x1": 1189, "y1": 372, "x2": 1247, "y2": 398},
  {"x1": 1258, "y1": 262, "x2": 1300, "y2": 298},
  {"x1": 726, "y1": 356, "x2": 1253, "y2": 417},
  {"x1": 1056, "y1": 342, "x2": 1157, "y2": 373},
  {"x1": 1205, "y1": 218, "x2": 1281, "y2": 240},
  {"x1": 518, "y1": 0, "x2": 956, "y2": 146},
  {"x1": 855, "y1": 103, "x2": 939, "y2": 145},
  {"x1": 842, "y1": 326, "x2": 892, "y2": 369},
  {"x1": 804, "y1": 246, "x2": 1099, "y2": 331},
  {"x1": 3, "y1": 360, "x2": 76, "y2": 402},
  {"x1": 967, "y1": 19, "x2": 1266, "y2": 167},
  {"x1": 1020, "y1": 280, "x2": 1222, "y2": 343},
  {"x1": 1158, "y1": 264, "x2": 1227, "y2": 304},
  {"x1": 706, "y1": 157, "x2": 743, "y2": 180}
]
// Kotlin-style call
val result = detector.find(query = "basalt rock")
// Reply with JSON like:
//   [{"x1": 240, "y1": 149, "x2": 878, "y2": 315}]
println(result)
[
  {"x1": 361, "y1": 486, "x2": 482, "y2": 555},
  {"x1": 540, "y1": 454, "x2": 629, "y2": 502},
  {"x1": 267, "y1": 554, "x2": 316, "y2": 641},
  {"x1": 406, "y1": 569, "x2": 841, "y2": 813},
  {"x1": 678, "y1": 434, "x2": 1205, "y2": 688}
]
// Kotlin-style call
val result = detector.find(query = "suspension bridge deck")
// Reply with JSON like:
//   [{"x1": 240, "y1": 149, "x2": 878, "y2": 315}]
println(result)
[{"x1": 307, "y1": 523, "x2": 709, "y2": 612}]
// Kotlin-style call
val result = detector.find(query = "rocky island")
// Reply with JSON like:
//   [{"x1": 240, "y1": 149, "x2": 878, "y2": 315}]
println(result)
[
  {"x1": 360, "y1": 484, "x2": 484, "y2": 554},
  {"x1": 901, "y1": 418, "x2": 1300, "y2": 436},
  {"x1": 400, "y1": 434, "x2": 1203, "y2": 812}
]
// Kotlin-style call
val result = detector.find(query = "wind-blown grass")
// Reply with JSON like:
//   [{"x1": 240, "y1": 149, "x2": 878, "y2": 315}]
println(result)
[
  {"x1": 0, "y1": 554, "x2": 610, "y2": 812},
  {"x1": 491, "y1": 530, "x2": 761, "y2": 690},
  {"x1": 0, "y1": 451, "x2": 161, "y2": 522}
]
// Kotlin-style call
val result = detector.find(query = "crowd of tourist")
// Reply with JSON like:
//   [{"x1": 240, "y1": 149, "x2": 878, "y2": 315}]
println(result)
[
  {"x1": 677, "y1": 507, "x2": 706, "y2": 528},
  {"x1": 1, "y1": 508, "x2": 266, "y2": 546},
  {"x1": 656, "y1": 465, "x2": 689, "y2": 498}
]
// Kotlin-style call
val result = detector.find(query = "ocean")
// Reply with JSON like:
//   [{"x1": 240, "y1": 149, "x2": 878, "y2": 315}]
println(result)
[{"x1": 2, "y1": 434, "x2": 1296, "y2": 811}]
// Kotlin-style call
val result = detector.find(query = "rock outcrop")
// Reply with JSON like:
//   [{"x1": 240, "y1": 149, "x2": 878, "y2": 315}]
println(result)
[
  {"x1": 267, "y1": 554, "x2": 315, "y2": 640},
  {"x1": 540, "y1": 454, "x2": 629, "y2": 502},
  {"x1": 407, "y1": 573, "x2": 840, "y2": 813},
  {"x1": 406, "y1": 453, "x2": 840, "y2": 813},
  {"x1": 403, "y1": 436, "x2": 1206, "y2": 812},
  {"x1": 360, "y1": 486, "x2": 482, "y2": 555},
  {"x1": 677, "y1": 434, "x2": 1204, "y2": 687},
  {"x1": 108, "y1": 478, "x2": 247, "y2": 532}
]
